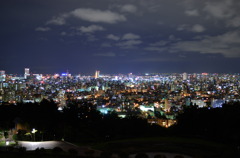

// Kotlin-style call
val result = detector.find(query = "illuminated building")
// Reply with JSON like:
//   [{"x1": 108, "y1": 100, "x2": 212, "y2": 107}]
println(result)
[
  {"x1": 191, "y1": 100, "x2": 206, "y2": 108},
  {"x1": 139, "y1": 105, "x2": 154, "y2": 112},
  {"x1": 33, "y1": 74, "x2": 42, "y2": 80},
  {"x1": 128, "y1": 73, "x2": 133, "y2": 79},
  {"x1": 164, "y1": 99, "x2": 171, "y2": 111},
  {"x1": 148, "y1": 119, "x2": 177, "y2": 128},
  {"x1": 24, "y1": 68, "x2": 30, "y2": 79},
  {"x1": 95, "y1": 70, "x2": 100, "y2": 79},
  {"x1": 0, "y1": 70, "x2": 6, "y2": 81},
  {"x1": 183, "y1": 72, "x2": 188, "y2": 80},
  {"x1": 58, "y1": 89, "x2": 66, "y2": 107},
  {"x1": 211, "y1": 99, "x2": 224, "y2": 108}
]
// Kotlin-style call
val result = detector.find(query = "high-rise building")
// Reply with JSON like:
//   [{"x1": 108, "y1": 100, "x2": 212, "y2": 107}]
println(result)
[
  {"x1": 0, "y1": 70, "x2": 6, "y2": 82},
  {"x1": 0, "y1": 70, "x2": 5, "y2": 75},
  {"x1": 128, "y1": 73, "x2": 133, "y2": 79},
  {"x1": 24, "y1": 68, "x2": 30, "y2": 79},
  {"x1": 95, "y1": 70, "x2": 100, "y2": 79},
  {"x1": 193, "y1": 73, "x2": 197, "y2": 78},
  {"x1": 183, "y1": 72, "x2": 188, "y2": 80}
]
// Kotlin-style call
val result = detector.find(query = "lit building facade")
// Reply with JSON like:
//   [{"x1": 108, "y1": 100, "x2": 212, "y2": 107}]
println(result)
[
  {"x1": 95, "y1": 70, "x2": 100, "y2": 79},
  {"x1": 0, "y1": 70, "x2": 6, "y2": 81},
  {"x1": 183, "y1": 72, "x2": 188, "y2": 80},
  {"x1": 24, "y1": 68, "x2": 30, "y2": 79}
]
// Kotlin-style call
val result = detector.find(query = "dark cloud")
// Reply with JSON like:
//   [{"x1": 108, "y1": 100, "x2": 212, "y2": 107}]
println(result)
[
  {"x1": 77, "y1": 25, "x2": 105, "y2": 33},
  {"x1": 35, "y1": 27, "x2": 51, "y2": 32}
]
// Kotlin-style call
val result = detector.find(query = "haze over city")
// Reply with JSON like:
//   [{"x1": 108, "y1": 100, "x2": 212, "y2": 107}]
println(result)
[{"x1": 1, "y1": 0, "x2": 240, "y2": 74}]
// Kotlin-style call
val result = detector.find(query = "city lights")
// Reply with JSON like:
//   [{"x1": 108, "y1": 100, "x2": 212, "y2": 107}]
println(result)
[{"x1": 0, "y1": 68, "x2": 240, "y2": 128}]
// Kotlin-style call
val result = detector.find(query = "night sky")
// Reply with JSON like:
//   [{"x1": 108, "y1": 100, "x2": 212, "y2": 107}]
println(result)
[{"x1": 1, "y1": 0, "x2": 240, "y2": 75}]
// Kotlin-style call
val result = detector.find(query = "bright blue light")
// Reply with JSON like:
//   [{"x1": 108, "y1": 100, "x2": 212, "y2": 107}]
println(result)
[{"x1": 62, "y1": 73, "x2": 67, "y2": 76}]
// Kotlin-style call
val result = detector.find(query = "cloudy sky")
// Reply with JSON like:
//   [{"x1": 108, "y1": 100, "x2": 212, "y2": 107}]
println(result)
[{"x1": 1, "y1": 0, "x2": 240, "y2": 75}]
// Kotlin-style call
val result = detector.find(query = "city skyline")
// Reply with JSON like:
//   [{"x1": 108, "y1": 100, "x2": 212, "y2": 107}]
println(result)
[
  {"x1": 1, "y1": 0, "x2": 240, "y2": 74},
  {"x1": 3, "y1": 67, "x2": 240, "y2": 76}
]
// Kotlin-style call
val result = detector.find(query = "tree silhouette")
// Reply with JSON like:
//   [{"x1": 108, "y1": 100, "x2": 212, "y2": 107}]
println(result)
[{"x1": 135, "y1": 153, "x2": 149, "y2": 158}]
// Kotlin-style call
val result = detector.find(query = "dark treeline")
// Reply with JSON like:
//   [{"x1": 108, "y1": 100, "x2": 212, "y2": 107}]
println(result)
[
  {"x1": 1, "y1": 100, "x2": 240, "y2": 145},
  {"x1": 172, "y1": 102, "x2": 240, "y2": 145},
  {"x1": 0, "y1": 99, "x2": 166, "y2": 143}
]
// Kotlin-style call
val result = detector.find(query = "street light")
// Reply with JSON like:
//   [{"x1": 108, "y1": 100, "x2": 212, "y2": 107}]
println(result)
[{"x1": 31, "y1": 128, "x2": 38, "y2": 141}]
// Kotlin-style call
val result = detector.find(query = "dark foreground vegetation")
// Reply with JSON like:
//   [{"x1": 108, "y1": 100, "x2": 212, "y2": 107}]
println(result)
[
  {"x1": 0, "y1": 100, "x2": 240, "y2": 157},
  {"x1": 175, "y1": 102, "x2": 240, "y2": 145},
  {"x1": 0, "y1": 99, "x2": 167, "y2": 142},
  {"x1": 95, "y1": 136, "x2": 239, "y2": 158}
]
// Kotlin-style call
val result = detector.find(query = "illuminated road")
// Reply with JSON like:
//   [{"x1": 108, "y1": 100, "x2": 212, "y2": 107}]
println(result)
[{"x1": 18, "y1": 141, "x2": 101, "y2": 157}]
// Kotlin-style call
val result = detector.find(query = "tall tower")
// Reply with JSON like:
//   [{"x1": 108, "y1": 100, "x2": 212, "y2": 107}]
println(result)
[
  {"x1": 95, "y1": 70, "x2": 100, "y2": 79},
  {"x1": 24, "y1": 68, "x2": 30, "y2": 79}
]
